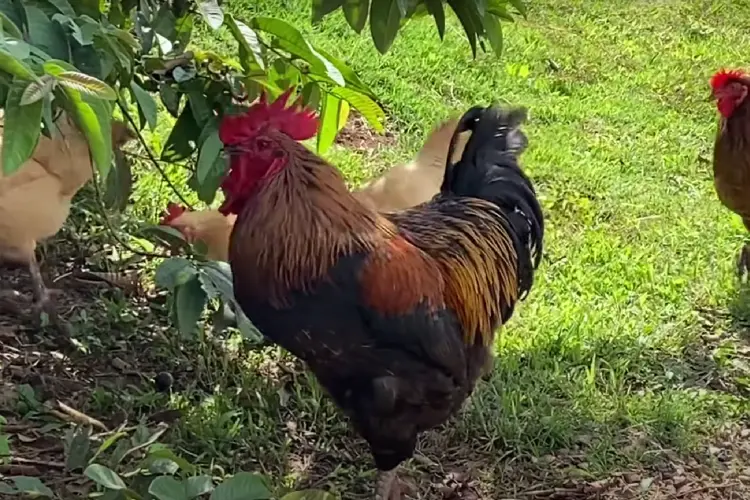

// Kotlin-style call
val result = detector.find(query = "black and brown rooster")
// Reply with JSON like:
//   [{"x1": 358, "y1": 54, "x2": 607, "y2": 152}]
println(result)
[{"x1": 217, "y1": 90, "x2": 544, "y2": 500}]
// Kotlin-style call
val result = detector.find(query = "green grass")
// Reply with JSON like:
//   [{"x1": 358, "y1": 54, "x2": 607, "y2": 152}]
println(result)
[
  {"x1": 10, "y1": 0, "x2": 750, "y2": 498},
  {"x1": 167, "y1": 0, "x2": 750, "y2": 491}
]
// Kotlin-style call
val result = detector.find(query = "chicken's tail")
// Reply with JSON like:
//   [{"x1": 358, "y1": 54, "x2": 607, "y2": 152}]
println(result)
[{"x1": 440, "y1": 104, "x2": 543, "y2": 297}]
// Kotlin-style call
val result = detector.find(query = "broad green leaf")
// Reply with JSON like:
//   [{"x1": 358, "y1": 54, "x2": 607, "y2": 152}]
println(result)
[
  {"x1": 174, "y1": 276, "x2": 207, "y2": 338},
  {"x1": 197, "y1": 127, "x2": 222, "y2": 184},
  {"x1": 20, "y1": 76, "x2": 55, "y2": 106},
  {"x1": 0, "y1": 12, "x2": 22, "y2": 38},
  {"x1": 482, "y1": 12, "x2": 503, "y2": 56},
  {"x1": 56, "y1": 71, "x2": 117, "y2": 100},
  {"x1": 161, "y1": 105, "x2": 201, "y2": 161},
  {"x1": 46, "y1": 0, "x2": 76, "y2": 17},
  {"x1": 103, "y1": 150, "x2": 132, "y2": 212},
  {"x1": 199, "y1": 261, "x2": 234, "y2": 300},
  {"x1": 84, "y1": 464, "x2": 127, "y2": 490},
  {"x1": 0, "y1": 435, "x2": 9, "y2": 456},
  {"x1": 144, "y1": 448, "x2": 196, "y2": 475},
  {"x1": 155, "y1": 258, "x2": 196, "y2": 289},
  {"x1": 329, "y1": 86, "x2": 384, "y2": 132},
  {"x1": 65, "y1": 426, "x2": 92, "y2": 472},
  {"x1": 9, "y1": 476, "x2": 53, "y2": 497},
  {"x1": 313, "y1": 46, "x2": 374, "y2": 97},
  {"x1": 225, "y1": 15, "x2": 264, "y2": 71},
  {"x1": 209, "y1": 472, "x2": 271, "y2": 500},
  {"x1": 90, "y1": 432, "x2": 127, "y2": 465},
  {"x1": 188, "y1": 156, "x2": 225, "y2": 205},
  {"x1": 185, "y1": 476, "x2": 214, "y2": 498},
  {"x1": 0, "y1": 47, "x2": 36, "y2": 80},
  {"x1": 24, "y1": 5, "x2": 70, "y2": 62},
  {"x1": 448, "y1": 0, "x2": 481, "y2": 57},
  {"x1": 198, "y1": 0, "x2": 224, "y2": 30},
  {"x1": 281, "y1": 491, "x2": 336, "y2": 500},
  {"x1": 2, "y1": 82, "x2": 43, "y2": 175},
  {"x1": 159, "y1": 83, "x2": 181, "y2": 117},
  {"x1": 312, "y1": 0, "x2": 344, "y2": 23},
  {"x1": 317, "y1": 93, "x2": 345, "y2": 154},
  {"x1": 369, "y1": 0, "x2": 402, "y2": 54},
  {"x1": 130, "y1": 81, "x2": 158, "y2": 129},
  {"x1": 1, "y1": 36, "x2": 30, "y2": 60},
  {"x1": 250, "y1": 17, "x2": 344, "y2": 86},
  {"x1": 60, "y1": 87, "x2": 113, "y2": 177},
  {"x1": 343, "y1": 0, "x2": 369, "y2": 33},
  {"x1": 424, "y1": 0, "x2": 445, "y2": 39},
  {"x1": 149, "y1": 476, "x2": 189, "y2": 500},
  {"x1": 148, "y1": 458, "x2": 180, "y2": 475},
  {"x1": 508, "y1": 0, "x2": 527, "y2": 17}
]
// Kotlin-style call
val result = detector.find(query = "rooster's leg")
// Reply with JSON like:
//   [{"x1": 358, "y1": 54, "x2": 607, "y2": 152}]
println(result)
[
  {"x1": 375, "y1": 468, "x2": 401, "y2": 500},
  {"x1": 738, "y1": 244, "x2": 750, "y2": 280},
  {"x1": 28, "y1": 253, "x2": 68, "y2": 335}
]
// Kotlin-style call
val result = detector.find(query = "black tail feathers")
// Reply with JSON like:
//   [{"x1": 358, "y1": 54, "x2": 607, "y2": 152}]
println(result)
[{"x1": 441, "y1": 104, "x2": 544, "y2": 296}]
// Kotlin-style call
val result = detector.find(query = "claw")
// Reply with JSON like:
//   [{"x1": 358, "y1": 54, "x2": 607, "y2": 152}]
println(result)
[{"x1": 375, "y1": 468, "x2": 401, "y2": 500}]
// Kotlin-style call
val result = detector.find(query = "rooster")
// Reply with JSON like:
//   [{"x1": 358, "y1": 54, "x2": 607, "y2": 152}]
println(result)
[
  {"x1": 0, "y1": 115, "x2": 133, "y2": 331},
  {"x1": 218, "y1": 90, "x2": 543, "y2": 500},
  {"x1": 710, "y1": 68, "x2": 750, "y2": 276}
]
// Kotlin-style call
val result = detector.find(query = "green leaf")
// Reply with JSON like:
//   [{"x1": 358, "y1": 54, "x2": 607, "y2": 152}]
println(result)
[
  {"x1": 149, "y1": 476, "x2": 189, "y2": 500},
  {"x1": 198, "y1": 261, "x2": 234, "y2": 300},
  {"x1": 143, "y1": 448, "x2": 196, "y2": 475},
  {"x1": 312, "y1": 0, "x2": 344, "y2": 23},
  {"x1": 448, "y1": 0, "x2": 481, "y2": 57},
  {"x1": 508, "y1": 0, "x2": 527, "y2": 17},
  {"x1": 46, "y1": 0, "x2": 76, "y2": 17},
  {"x1": 20, "y1": 76, "x2": 55, "y2": 106},
  {"x1": 209, "y1": 472, "x2": 271, "y2": 500},
  {"x1": 250, "y1": 17, "x2": 344, "y2": 86},
  {"x1": 130, "y1": 81, "x2": 158, "y2": 130},
  {"x1": 65, "y1": 426, "x2": 92, "y2": 472},
  {"x1": 424, "y1": 0, "x2": 445, "y2": 39},
  {"x1": 0, "y1": 435, "x2": 9, "y2": 456},
  {"x1": 161, "y1": 105, "x2": 200, "y2": 161},
  {"x1": 197, "y1": 127, "x2": 222, "y2": 184},
  {"x1": 185, "y1": 476, "x2": 214, "y2": 498},
  {"x1": 198, "y1": 0, "x2": 224, "y2": 30},
  {"x1": 159, "y1": 83, "x2": 182, "y2": 117},
  {"x1": 281, "y1": 491, "x2": 336, "y2": 500},
  {"x1": 343, "y1": 0, "x2": 369, "y2": 33},
  {"x1": 57, "y1": 77, "x2": 113, "y2": 177},
  {"x1": 0, "y1": 46, "x2": 36, "y2": 80},
  {"x1": 9, "y1": 476, "x2": 53, "y2": 497},
  {"x1": 103, "y1": 149, "x2": 133, "y2": 212},
  {"x1": 155, "y1": 258, "x2": 196, "y2": 289},
  {"x1": 2, "y1": 82, "x2": 43, "y2": 175},
  {"x1": 313, "y1": 46, "x2": 374, "y2": 97},
  {"x1": 174, "y1": 276, "x2": 207, "y2": 338},
  {"x1": 482, "y1": 12, "x2": 503, "y2": 56},
  {"x1": 369, "y1": 0, "x2": 402, "y2": 54},
  {"x1": 189, "y1": 156, "x2": 225, "y2": 205},
  {"x1": 84, "y1": 464, "x2": 127, "y2": 490},
  {"x1": 90, "y1": 432, "x2": 127, "y2": 465},
  {"x1": 25, "y1": 5, "x2": 70, "y2": 62},
  {"x1": 225, "y1": 15, "x2": 264, "y2": 71},
  {"x1": 329, "y1": 86, "x2": 384, "y2": 132},
  {"x1": 0, "y1": 12, "x2": 23, "y2": 39},
  {"x1": 55, "y1": 71, "x2": 117, "y2": 100},
  {"x1": 317, "y1": 93, "x2": 346, "y2": 154}
]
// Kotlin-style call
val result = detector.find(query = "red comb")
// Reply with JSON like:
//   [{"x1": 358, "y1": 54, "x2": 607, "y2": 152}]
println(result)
[
  {"x1": 219, "y1": 87, "x2": 319, "y2": 145},
  {"x1": 710, "y1": 69, "x2": 746, "y2": 91},
  {"x1": 160, "y1": 202, "x2": 187, "y2": 225}
]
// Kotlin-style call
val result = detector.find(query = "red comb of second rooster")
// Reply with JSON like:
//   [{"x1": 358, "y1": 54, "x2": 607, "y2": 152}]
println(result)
[
  {"x1": 710, "y1": 69, "x2": 746, "y2": 91},
  {"x1": 160, "y1": 202, "x2": 188, "y2": 225},
  {"x1": 219, "y1": 88, "x2": 319, "y2": 145}
]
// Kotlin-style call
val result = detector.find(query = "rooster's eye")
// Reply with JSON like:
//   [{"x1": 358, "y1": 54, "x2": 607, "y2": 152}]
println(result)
[{"x1": 257, "y1": 138, "x2": 271, "y2": 149}]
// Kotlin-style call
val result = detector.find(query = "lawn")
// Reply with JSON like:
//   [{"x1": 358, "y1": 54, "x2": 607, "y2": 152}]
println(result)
[{"x1": 3, "y1": 0, "x2": 750, "y2": 498}]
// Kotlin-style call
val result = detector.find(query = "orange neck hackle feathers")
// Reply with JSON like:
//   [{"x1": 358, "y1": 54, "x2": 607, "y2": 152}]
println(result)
[{"x1": 160, "y1": 202, "x2": 188, "y2": 226}]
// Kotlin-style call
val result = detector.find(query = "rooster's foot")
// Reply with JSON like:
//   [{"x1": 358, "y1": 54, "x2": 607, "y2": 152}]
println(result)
[
  {"x1": 737, "y1": 245, "x2": 750, "y2": 281},
  {"x1": 375, "y1": 468, "x2": 402, "y2": 500}
]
